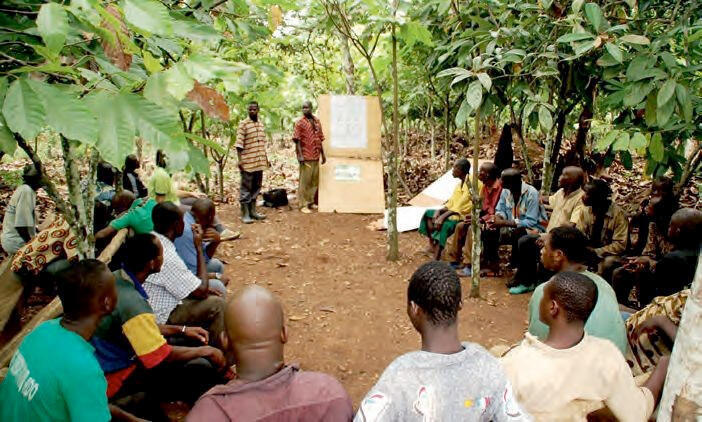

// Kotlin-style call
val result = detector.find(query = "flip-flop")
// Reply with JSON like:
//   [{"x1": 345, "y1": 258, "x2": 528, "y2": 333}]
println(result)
[
  {"x1": 480, "y1": 269, "x2": 498, "y2": 277},
  {"x1": 220, "y1": 229, "x2": 241, "y2": 241}
]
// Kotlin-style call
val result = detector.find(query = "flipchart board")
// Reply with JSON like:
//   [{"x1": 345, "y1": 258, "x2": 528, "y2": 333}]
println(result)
[{"x1": 317, "y1": 95, "x2": 385, "y2": 214}]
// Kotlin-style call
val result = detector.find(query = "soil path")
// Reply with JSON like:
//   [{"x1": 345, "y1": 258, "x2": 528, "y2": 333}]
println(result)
[{"x1": 215, "y1": 204, "x2": 531, "y2": 405}]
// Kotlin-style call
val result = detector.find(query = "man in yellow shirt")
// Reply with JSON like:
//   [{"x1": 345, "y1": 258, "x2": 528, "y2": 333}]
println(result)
[{"x1": 419, "y1": 159, "x2": 481, "y2": 260}]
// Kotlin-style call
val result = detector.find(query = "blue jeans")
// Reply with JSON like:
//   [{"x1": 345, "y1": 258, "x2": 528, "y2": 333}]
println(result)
[{"x1": 206, "y1": 259, "x2": 227, "y2": 296}]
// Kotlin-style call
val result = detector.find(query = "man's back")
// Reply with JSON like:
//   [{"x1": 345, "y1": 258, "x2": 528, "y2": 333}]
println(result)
[
  {"x1": 1, "y1": 184, "x2": 36, "y2": 253},
  {"x1": 0, "y1": 319, "x2": 110, "y2": 422},
  {"x1": 501, "y1": 334, "x2": 653, "y2": 422},
  {"x1": 528, "y1": 271, "x2": 627, "y2": 353},
  {"x1": 187, "y1": 365, "x2": 352, "y2": 421},
  {"x1": 355, "y1": 342, "x2": 527, "y2": 421}
]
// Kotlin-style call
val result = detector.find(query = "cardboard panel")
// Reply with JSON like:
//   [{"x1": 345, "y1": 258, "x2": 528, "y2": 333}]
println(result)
[
  {"x1": 318, "y1": 95, "x2": 382, "y2": 159},
  {"x1": 384, "y1": 206, "x2": 441, "y2": 232},
  {"x1": 319, "y1": 157, "x2": 385, "y2": 214}
]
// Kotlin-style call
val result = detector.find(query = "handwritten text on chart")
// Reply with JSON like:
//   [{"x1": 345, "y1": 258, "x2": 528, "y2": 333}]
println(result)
[{"x1": 330, "y1": 96, "x2": 368, "y2": 149}]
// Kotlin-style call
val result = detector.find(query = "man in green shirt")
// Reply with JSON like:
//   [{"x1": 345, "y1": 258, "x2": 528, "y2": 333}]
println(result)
[
  {"x1": 0, "y1": 259, "x2": 140, "y2": 421},
  {"x1": 527, "y1": 226, "x2": 628, "y2": 354}
]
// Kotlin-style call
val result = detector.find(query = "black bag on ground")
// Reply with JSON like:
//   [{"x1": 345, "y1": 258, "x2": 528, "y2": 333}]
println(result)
[{"x1": 263, "y1": 189, "x2": 288, "y2": 207}]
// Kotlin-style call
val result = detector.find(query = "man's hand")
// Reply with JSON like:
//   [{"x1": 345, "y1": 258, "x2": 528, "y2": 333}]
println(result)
[
  {"x1": 535, "y1": 234, "x2": 546, "y2": 248},
  {"x1": 200, "y1": 346, "x2": 226, "y2": 368},
  {"x1": 208, "y1": 287, "x2": 223, "y2": 297},
  {"x1": 321, "y1": 153, "x2": 327, "y2": 165},
  {"x1": 192, "y1": 223, "x2": 204, "y2": 247},
  {"x1": 218, "y1": 273, "x2": 230, "y2": 286},
  {"x1": 238, "y1": 162, "x2": 244, "y2": 172},
  {"x1": 493, "y1": 215, "x2": 509, "y2": 227},
  {"x1": 184, "y1": 326, "x2": 209, "y2": 344},
  {"x1": 203, "y1": 228, "x2": 221, "y2": 243}
]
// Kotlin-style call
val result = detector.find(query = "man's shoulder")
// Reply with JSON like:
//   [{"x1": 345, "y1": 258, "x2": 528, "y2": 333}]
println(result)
[
  {"x1": 12, "y1": 184, "x2": 34, "y2": 199},
  {"x1": 293, "y1": 370, "x2": 347, "y2": 394}
]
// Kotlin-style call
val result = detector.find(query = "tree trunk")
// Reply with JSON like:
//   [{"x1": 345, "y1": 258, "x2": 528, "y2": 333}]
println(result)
[
  {"x1": 674, "y1": 145, "x2": 701, "y2": 198},
  {"x1": 469, "y1": 111, "x2": 482, "y2": 298},
  {"x1": 62, "y1": 137, "x2": 94, "y2": 258},
  {"x1": 218, "y1": 162, "x2": 225, "y2": 201},
  {"x1": 541, "y1": 136, "x2": 555, "y2": 196},
  {"x1": 444, "y1": 92, "x2": 450, "y2": 170},
  {"x1": 338, "y1": 29, "x2": 356, "y2": 95},
  {"x1": 512, "y1": 126, "x2": 534, "y2": 184},
  {"x1": 430, "y1": 119, "x2": 436, "y2": 160},
  {"x1": 657, "y1": 254, "x2": 702, "y2": 421},
  {"x1": 387, "y1": 21, "x2": 399, "y2": 261}
]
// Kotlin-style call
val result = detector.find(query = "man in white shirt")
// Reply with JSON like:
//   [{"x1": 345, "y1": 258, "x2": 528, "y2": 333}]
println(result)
[
  {"x1": 500, "y1": 271, "x2": 669, "y2": 421},
  {"x1": 144, "y1": 202, "x2": 226, "y2": 348},
  {"x1": 1, "y1": 165, "x2": 41, "y2": 254}
]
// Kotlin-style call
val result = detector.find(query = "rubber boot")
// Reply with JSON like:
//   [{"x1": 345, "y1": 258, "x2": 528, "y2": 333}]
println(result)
[
  {"x1": 240, "y1": 203, "x2": 254, "y2": 224},
  {"x1": 249, "y1": 202, "x2": 266, "y2": 220}
]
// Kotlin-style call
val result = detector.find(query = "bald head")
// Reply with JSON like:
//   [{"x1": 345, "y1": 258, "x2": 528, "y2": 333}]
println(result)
[
  {"x1": 111, "y1": 190, "x2": 135, "y2": 215},
  {"x1": 191, "y1": 198, "x2": 215, "y2": 227},
  {"x1": 669, "y1": 208, "x2": 702, "y2": 248},
  {"x1": 501, "y1": 168, "x2": 522, "y2": 193},
  {"x1": 302, "y1": 101, "x2": 313, "y2": 117},
  {"x1": 225, "y1": 285, "x2": 285, "y2": 351}
]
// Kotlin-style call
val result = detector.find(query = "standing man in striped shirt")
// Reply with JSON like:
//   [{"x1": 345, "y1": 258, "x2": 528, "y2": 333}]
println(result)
[{"x1": 236, "y1": 101, "x2": 269, "y2": 224}]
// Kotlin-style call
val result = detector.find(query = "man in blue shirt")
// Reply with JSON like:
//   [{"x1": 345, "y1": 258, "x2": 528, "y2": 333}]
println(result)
[
  {"x1": 174, "y1": 198, "x2": 228, "y2": 295},
  {"x1": 484, "y1": 169, "x2": 546, "y2": 287}
]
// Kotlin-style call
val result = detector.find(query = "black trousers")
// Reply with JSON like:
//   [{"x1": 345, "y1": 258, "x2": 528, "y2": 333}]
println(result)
[
  {"x1": 483, "y1": 227, "x2": 528, "y2": 268},
  {"x1": 513, "y1": 234, "x2": 553, "y2": 285},
  {"x1": 239, "y1": 170, "x2": 263, "y2": 204}
]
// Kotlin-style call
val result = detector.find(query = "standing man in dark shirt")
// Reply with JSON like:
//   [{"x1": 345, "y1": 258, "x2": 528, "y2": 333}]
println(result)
[
  {"x1": 122, "y1": 154, "x2": 147, "y2": 198},
  {"x1": 293, "y1": 101, "x2": 326, "y2": 214}
]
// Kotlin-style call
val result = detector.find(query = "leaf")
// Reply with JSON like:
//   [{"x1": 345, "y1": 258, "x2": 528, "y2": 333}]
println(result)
[
  {"x1": 2, "y1": 79, "x2": 46, "y2": 141},
  {"x1": 142, "y1": 50, "x2": 163, "y2": 74},
  {"x1": 541, "y1": 0, "x2": 553, "y2": 9},
  {"x1": 476, "y1": 73, "x2": 492, "y2": 91},
  {"x1": 164, "y1": 63, "x2": 195, "y2": 100},
  {"x1": 125, "y1": 93, "x2": 187, "y2": 155},
  {"x1": 612, "y1": 132, "x2": 630, "y2": 151},
  {"x1": 645, "y1": 94, "x2": 657, "y2": 127},
  {"x1": 604, "y1": 43, "x2": 622, "y2": 63},
  {"x1": 624, "y1": 83, "x2": 653, "y2": 107},
  {"x1": 101, "y1": 5, "x2": 132, "y2": 71},
  {"x1": 620, "y1": 150, "x2": 633, "y2": 169},
  {"x1": 675, "y1": 84, "x2": 692, "y2": 122},
  {"x1": 26, "y1": 80, "x2": 98, "y2": 145},
  {"x1": 455, "y1": 99, "x2": 472, "y2": 128},
  {"x1": 572, "y1": 0, "x2": 585, "y2": 13},
  {"x1": 186, "y1": 142, "x2": 210, "y2": 175},
  {"x1": 466, "y1": 81, "x2": 483, "y2": 111},
  {"x1": 626, "y1": 55, "x2": 652, "y2": 82},
  {"x1": 85, "y1": 91, "x2": 136, "y2": 167},
  {"x1": 657, "y1": 80, "x2": 676, "y2": 106},
  {"x1": 186, "y1": 81, "x2": 230, "y2": 121},
  {"x1": 596, "y1": 130, "x2": 619, "y2": 151},
  {"x1": 538, "y1": 105, "x2": 553, "y2": 132},
  {"x1": 398, "y1": 21, "x2": 433, "y2": 48},
  {"x1": 37, "y1": 3, "x2": 69, "y2": 54},
  {"x1": 0, "y1": 78, "x2": 16, "y2": 155},
  {"x1": 630, "y1": 132, "x2": 647, "y2": 153},
  {"x1": 656, "y1": 99, "x2": 675, "y2": 127},
  {"x1": 620, "y1": 34, "x2": 650, "y2": 45},
  {"x1": 584, "y1": 3, "x2": 603, "y2": 32},
  {"x1": 185, "y1": 133, "x2": 225, "y2": 155},
  {"x1": 123, "y1": 0, "x2": 173, "y2": 36},
  {"x1": 557, "y1": 32, "x2": 595, "y2": 43},
  {"x1": 649, "y1": 133, "x2": 664, "y2": 162},
  {"x1": 574, "y1": 40, "x2": 597, "y2": 56}
]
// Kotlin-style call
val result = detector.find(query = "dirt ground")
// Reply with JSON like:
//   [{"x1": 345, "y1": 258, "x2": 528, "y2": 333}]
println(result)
[{"x1": 214, "y1": 203, "x2": 531, "y2": 405}]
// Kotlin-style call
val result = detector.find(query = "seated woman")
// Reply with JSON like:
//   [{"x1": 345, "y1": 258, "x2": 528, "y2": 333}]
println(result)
[{"x1": 418, "y1": 158, "x2": 479, "y2": 260}]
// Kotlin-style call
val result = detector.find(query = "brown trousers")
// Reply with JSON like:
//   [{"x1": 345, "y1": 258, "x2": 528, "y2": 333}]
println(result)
[
  {"x1": 167, "y1": 296, "x2": 226, "y2": 349},
  {"x1": 298, "y1": 160, "x2": 319, "y2": 209},
  {"x1": 443, "y1": 222, "x2": 473, "y2": 265}
]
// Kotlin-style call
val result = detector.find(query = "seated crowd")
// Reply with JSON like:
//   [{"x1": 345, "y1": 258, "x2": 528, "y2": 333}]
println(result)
[{"x1": 0, "y1": 151, "x2": 699, "y2": 421}]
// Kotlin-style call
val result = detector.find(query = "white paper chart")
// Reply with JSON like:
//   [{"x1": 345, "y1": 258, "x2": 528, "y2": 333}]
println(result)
[
  {"x1": 334, "y1": 164, "x2": 361, "y2": 181},
  {"x1": 330, "y1": 95, "x2": 368, "y2": 149}
]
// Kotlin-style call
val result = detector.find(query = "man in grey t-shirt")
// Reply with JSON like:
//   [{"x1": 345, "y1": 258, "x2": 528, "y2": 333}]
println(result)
[
  {"x1": 1, "y1": 165, "x2": 41, "y2": 254},
  {"x1": 355, "y1": 261, "x2": 530, "y2": 421}
]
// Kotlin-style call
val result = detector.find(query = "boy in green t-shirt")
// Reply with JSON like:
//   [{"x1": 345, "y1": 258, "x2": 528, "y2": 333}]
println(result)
[{"x1": 0, "y1": 260, "x2": 137, "y2": 421}]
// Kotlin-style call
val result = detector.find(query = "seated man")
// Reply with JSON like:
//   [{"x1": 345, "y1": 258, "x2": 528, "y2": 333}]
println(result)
[
  {"x1": 419, "y1": 159, "x2": 480, "y2": 260},
  {"x1": 573, "y1": 179, "x2": 628, "y2": 267},
  {"x1": 144, "y1": 202, "x2": 227, "y2": 347},
  {"x1": 0, "y1": 259, "x2": 138, "y2": 421},
  {"x1": 174, "y1": 198, "x2": 228, "y2": 295},
  {"x1": 95, "y1": 193, "x2": 160, "y2": 244},
  {"x1": 92, "y1": 234, "x2": 226, "y2": 416},
  {"x1": 188, "y1": 286, "x2": 353, "y2": 421},
  {"x1": 90, "y1": 162, "x2": 118, "y2": 232},
  {"x1": 501, "y1": 271, "x2": 669, "y2": 420},
  {"x1": 444, "y1": 162, "x2": 502, "y2": 276},
  {"x1": 625, "y1": 289, "x2": 689, "y2": 377},
  {"x1": 355, "y1": 261, "x2": 528, "y2": 421},
  {"x1": 509, "y1": 166, "x2": 585, "y2": 293},
  {"x1": 612, "y1": 208, "x2": 701, "y2": 308},
  {"x1": 485, "y1": 168, "x2": 546, "y2": 282},
  {"x1": 1, "y1": 164, "x2": 42, "y2": 255},
  {"x1": 528, "y1": 226, "x2": 627, "y2": 353}
]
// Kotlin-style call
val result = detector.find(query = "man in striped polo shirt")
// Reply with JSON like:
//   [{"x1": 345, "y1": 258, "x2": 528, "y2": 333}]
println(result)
[{"x1": 236, "y1": 101, "x2": 269, "y2": 224}]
